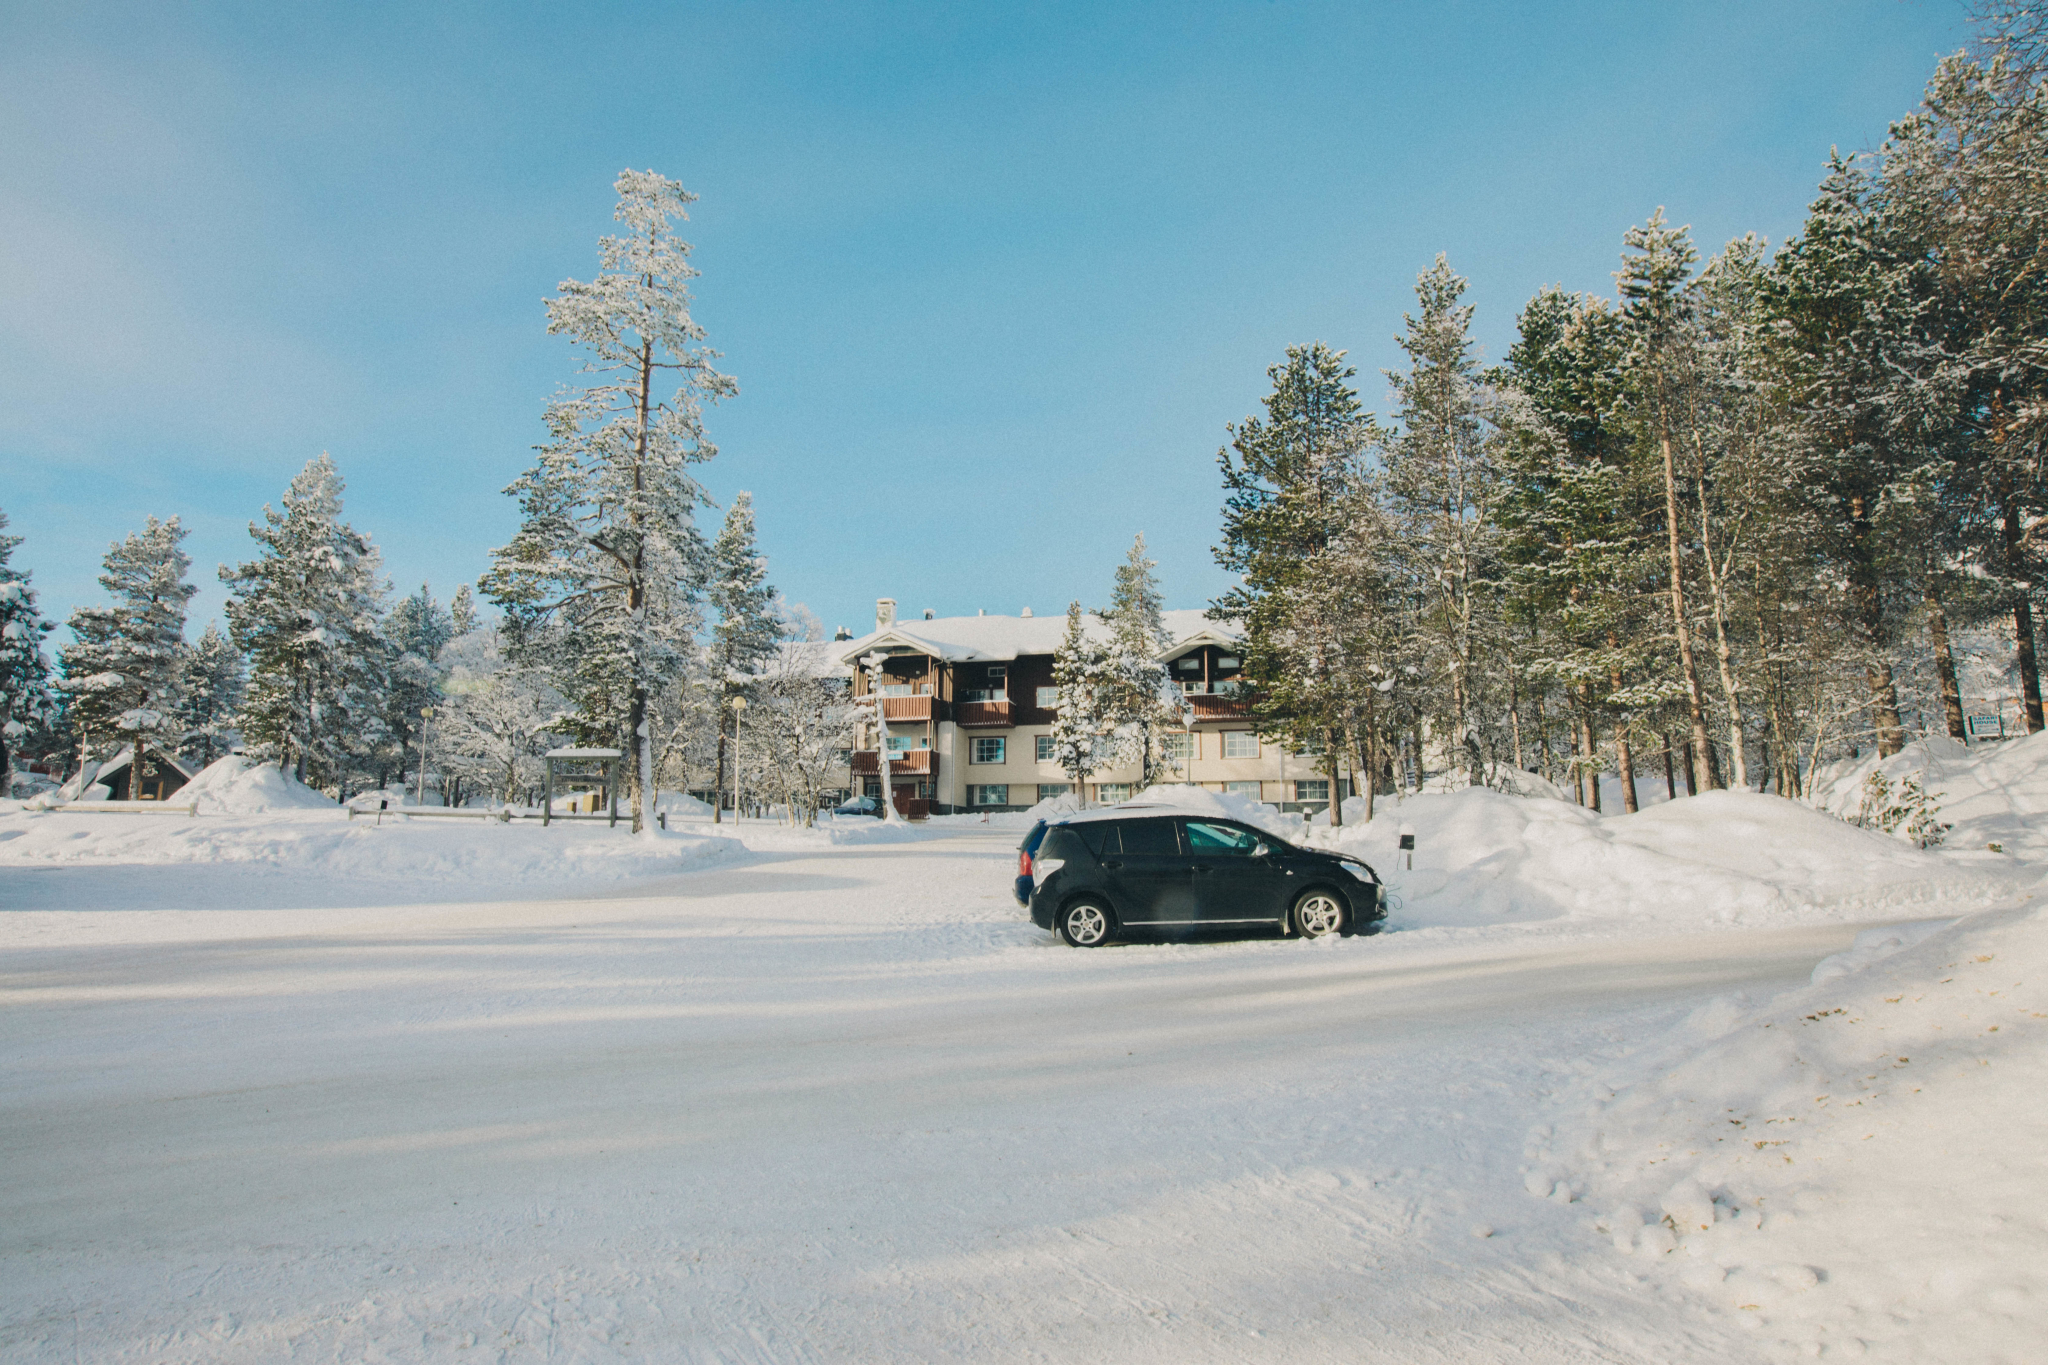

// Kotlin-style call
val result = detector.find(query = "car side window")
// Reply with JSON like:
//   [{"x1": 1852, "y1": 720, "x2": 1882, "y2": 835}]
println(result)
[
  {"x1": 1074, "y1": 823, "x2": 1121, "y2": 856},
  {"x1": 1116, "y1": 819, "x2": 1179, "y2": 856},
  {"x1": 1184, "y1": 820, "x2": 1260, "y2": 857}
]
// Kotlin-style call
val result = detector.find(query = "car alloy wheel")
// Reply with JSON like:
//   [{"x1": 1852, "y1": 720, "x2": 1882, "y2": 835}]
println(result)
[
  {"x1": 1059, "y1": 900, "x2": 1112, "y2": 947},
  {"x1": 1293, "y1": 890, "x2": 1345, "y2": 938}
]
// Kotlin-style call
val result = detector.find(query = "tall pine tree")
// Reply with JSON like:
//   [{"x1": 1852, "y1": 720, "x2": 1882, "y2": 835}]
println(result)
[
  {"x1": 0, "y1": 510, "x2": 58, "y2": 786},
  {"x1": 484, "y1": 169, "x2": 735, "y2": 833},
  {"x1": 705, "y1": 492, "x2": 780, "y2": 823},
  {"x1": 60, "y1": 516, "x2": 196, "y2": 795}
]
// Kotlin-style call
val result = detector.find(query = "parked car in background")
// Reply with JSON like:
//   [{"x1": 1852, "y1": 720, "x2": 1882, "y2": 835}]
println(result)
[
  {"x1": 832, "y1": 795, "x2": 883, "y2": 818},
  {"x1": 1016, "y1": 807, "x2": 1386, "y2": 946}
]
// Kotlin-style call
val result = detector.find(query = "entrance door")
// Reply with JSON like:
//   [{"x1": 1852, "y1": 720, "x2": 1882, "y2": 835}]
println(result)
[
  {"x1": 1095, "y1": 817, "x2": 1191, "y2": 926},
  {"x1": 1181, "y1": 819, "x2": 1287, "y2": 927}
]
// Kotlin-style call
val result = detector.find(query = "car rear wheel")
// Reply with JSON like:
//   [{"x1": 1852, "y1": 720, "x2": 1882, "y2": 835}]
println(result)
[
  {"x1": 1293, "y1": 889, "x2": 1346, "y2": 939},
  {"x1": 1059, "y1": 899, "x2": 1113, "y2": 947}
]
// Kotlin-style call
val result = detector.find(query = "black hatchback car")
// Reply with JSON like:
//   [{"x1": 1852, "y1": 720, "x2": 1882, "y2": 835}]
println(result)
[{"x1": 1015, "y1": 808, "x2": 1387, "y2": 946}]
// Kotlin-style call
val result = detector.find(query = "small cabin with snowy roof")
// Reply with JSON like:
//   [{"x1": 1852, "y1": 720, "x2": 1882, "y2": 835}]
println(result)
[{"x1": 90, "y1": 744, "x2": 196, "y2": 802}]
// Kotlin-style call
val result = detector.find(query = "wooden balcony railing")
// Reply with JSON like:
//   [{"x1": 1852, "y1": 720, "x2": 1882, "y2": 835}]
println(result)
[
  {"x1": 850, "y1": 748, "x2": 935, "y2": 776},
  {"x1": 1186, "y1": 692, "x2": 1252, "y2": 720},
  {"x1": 955, "y1": 700, "x2": 1013, "y2": 728},
  {"x1": 879, "y1": 695, "x2": 933, "y2": 722}
]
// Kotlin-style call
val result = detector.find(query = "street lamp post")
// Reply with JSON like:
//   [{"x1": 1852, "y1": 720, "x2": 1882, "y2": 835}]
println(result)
[{"x1": 417, "y1": 707, "x2": 433, "y2": 806}]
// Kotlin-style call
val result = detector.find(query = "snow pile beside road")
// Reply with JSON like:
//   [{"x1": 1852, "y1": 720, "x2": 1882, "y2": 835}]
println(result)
[
  {"x1": 179, "y1": 755, "x2": 337, "y2": 813},
  {"x1": 1314, "y1": 788, "x2": 2023, "y2": 931},
  {"x1": 1807, "y1": 732, "x2": 2048, "y2": 859},
  {"x1": 1525, "y1": 901, "x2": 2048, "y2": 1360},
  {"x1": 0, "y1": 805, "x2": 743, "y2": 897}
]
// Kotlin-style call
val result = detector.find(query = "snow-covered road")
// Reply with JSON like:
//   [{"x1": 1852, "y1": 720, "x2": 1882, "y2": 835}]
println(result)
[{"x1": 2, "y1": 829, "x2": 1872, "y2": 1362}]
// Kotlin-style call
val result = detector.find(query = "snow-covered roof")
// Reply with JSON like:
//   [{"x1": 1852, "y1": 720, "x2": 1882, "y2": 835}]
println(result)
[
  {"x1": 90, "y1": 745, "x2": 196, "y2": 782},
  {"x1": 836, "y1": 609, "x2": 1237, "y2": 666}
]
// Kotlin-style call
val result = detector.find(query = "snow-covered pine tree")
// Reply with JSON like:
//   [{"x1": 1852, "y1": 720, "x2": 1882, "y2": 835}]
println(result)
[
  {"x1": 221, "y1": 455, "x2": 389, "y2": 788},
  {"x1": 60, "y1": 516, "x2": 197, "y2": 796},
  {"x1": 1096, "y1": 535, "x2": 1179, "y2": 790},
  {"x1": 172, "y1": 622, "x2": 245, "y2": 769},
  {"x1": 705, "y1": 493, "x2": 780, "y2": 823},
  {"x1": 1383, "y1": 256, "x2": 1506, "y2": 787},
  {"x1": 483, "y1": 169, "x2": 735, "y2": 834},
  {"x1": 1211, "y1": 343, "x2": 1374, "y2": 794},
  {"x1": 1618, "y1": 213, "x2": 1729, "y2": 784},
  {"x1": 383, "y1": 585, "x2": 455, "y2": 790},
  {"x1": 1050, "y1": 601, "x2": 1115, "y2": 801},
  {"x1": 449, "y1": 583, "x2": 478, "y2": 638},
  {"x1": 0, "y1": 510, "x2": 59, "y2": 787}
]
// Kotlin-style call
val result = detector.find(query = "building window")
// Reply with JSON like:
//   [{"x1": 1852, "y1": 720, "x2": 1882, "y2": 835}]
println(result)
[
  {"x1": 886, "y1": 736, "x2": 915, "y2": 752},
  {"x1": 878, "y1": 683, "x2": 914, "y2": 697},
  {"x1": 1298, "y1": 735, "x2": 1326, "y2": 756},
  {"x1": 972, "y1": 737, "x2": 1006, "y2": 764},
  {"x1": 913, "y1": 779, "x2": 934, "y2": 798},
  {"x1": 987, "y1": 666, "x2": 1007, "y2": 680},
  {"x1": 1096, "y1": 783, "x2": 1133, "y2": 803},
  {"x1": 1037, "y1": 783, "x2": 1071, "y2": 801},
  {"x1": 1217, "y1": 656, "x2": 1241, "y2": 671},
  {"x1": 1161, "y1": 732, "x2": 1194, "y2": 763},
  {"x1": 834, "y1": 748, "x2": 853, "y2": 766},
  {"x1": 969, "y1": 784, "x2": 1009, "y2": 806},
  {"x1": 1223, "y1": 731, "x2": 1259, "y2": 759},
  {"x1": 1225, "y1": 780, "x2": 1262, "y2": 798},
  {"x1": 863, "y1": 778, "x2": 883, "y2": 797},
  {"x1": 1036, "y1": 686, "x2": 1059, "y2": 708},
  {"x1": 1035, "y1": 734, "x2": 1056, "y2": 762},
  {"x1": 962, "y1": 688, "x2": 1006, "y2": 703},
  {"x1": 1174, "y1": 656, "x2": 1201, "y2": 672},
  {"x1": 1295, "y1": 779, "x2": 1330, "y2": 802}
]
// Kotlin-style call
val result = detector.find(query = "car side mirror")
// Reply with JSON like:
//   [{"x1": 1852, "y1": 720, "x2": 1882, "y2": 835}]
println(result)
[{"x1": 1252, "y1": 842, "x2": 1270, "y2": 857}]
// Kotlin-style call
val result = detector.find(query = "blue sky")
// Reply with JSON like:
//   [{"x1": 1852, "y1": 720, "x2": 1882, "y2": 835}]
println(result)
[{"x1": 2, "y1": 0, "x2": 1970, "y2": 643}]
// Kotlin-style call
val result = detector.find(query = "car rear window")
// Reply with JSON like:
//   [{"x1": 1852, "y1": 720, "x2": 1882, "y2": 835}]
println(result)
[
  {"x1": 1115, "y1": 819, "x2": 1180, "y2": 856},
  {"x1": 1019, "y1": 820, "x2": 1049, "y2": 855},
  {"x1": 1039, "y1": 827, "x2": 1089, "y2": 862},
  {"x1": 1071, "y1": 822, "x2": 1119, "y2": 856}
]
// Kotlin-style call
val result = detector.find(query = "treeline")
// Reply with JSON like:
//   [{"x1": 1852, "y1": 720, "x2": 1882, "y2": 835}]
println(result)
[
  {"x1": 0, "y1": 171, "x2": 853, "y2": 827},
  {"x1": 1215, "y1": 18, "x2": 2048, "y2": 819}
]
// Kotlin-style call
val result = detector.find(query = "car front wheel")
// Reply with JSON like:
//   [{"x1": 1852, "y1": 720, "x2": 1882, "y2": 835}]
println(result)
[
  {"x1": 1293, "y1": 889, "x2": 1346, "y2": 939},
  {"x1": 1059, "y1": 899, "x2": 1113, "y2": 947}
]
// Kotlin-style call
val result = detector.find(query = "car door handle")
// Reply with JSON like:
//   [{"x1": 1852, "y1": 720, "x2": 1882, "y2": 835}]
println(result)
[
  {"x1": 1101, "y1": 860, "x2": 1123, "y2": 869},
  {"x1": 1192, "y1": 865, "x2": 1213, "y2": 874}
]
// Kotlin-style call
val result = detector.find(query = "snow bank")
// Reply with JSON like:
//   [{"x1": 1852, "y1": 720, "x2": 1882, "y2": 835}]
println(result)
[
  {"x1": 1309, "y1": 787, "x2": 2024, "y2": 931},
  {"x1": 0, "y1": 802, "x2": 743, "y2": 899},
  {"x1": 1526, "y1": 900, "x2": 2048, "y2": 1359},
  {"x1": 179, "y1": 755, "x2": 337, "y2": 814},
  {"x1": 1807, "y1": 731, "x2": 2048, "y2": 859}
]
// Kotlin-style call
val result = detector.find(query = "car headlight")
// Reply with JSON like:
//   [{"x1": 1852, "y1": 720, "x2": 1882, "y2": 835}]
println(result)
[{"x1": 1343, "y1": 862, "x2": 1374, "y2": 882}]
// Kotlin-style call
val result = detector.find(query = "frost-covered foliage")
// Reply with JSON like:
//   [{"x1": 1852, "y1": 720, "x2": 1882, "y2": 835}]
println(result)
[
  {"x1": 172, "y1": 622, "x2": 244, "y2": 770},
  {"x1": 704, "y1": 492, "x2": 780, "y2": 822},
  {"x1": 1049, "y1": 601, "x2": 1116, "y2": 795},
  {"x1": 1095, "y1": 535, "x2": 1182, "y2": 789},
  {"x1": 60, "y1": 516, "x2": 197, "y2": 793},
  {"x1": 484, "y1": 169, "x2": 734, "y2": 834},
  {"x1": 220, "y1": 455, "x2": 389, "y2": 790},
  {"x1": 1851, "y1": 769, "x2": 1952, "y2": 848},
  {"x1": 435, "y1": 626, "x2": 566, "y2": 806},
  {"x1": 0, "y1": 509, "x2": 60, "y2": 785}
]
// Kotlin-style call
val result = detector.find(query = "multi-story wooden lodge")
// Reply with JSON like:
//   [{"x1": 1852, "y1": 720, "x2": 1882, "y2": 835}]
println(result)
[{"x1": 836, "y1": 599, "x2": 1351, "y2": 818}]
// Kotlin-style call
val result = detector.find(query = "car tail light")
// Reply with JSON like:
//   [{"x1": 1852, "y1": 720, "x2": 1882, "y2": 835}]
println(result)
[{"x1": 1018, "y1": 851, "x2": 1032, "y2": 877}]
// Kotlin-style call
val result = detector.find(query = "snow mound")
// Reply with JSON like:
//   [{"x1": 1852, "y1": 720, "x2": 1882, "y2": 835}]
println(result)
[
  {"x1": 1806, "y1": 731, "x2": 2048, "y2": 858},
  {"x1": 1527, "y1": 900, "x2": 2048, "y2": 1358},
  {"x1": 1311, "y1": 787, "x2": 2022, "y2": 930},
  {"x1": 179, "y1": 755, "x2": 337, "y2": 813},
  {"x1": 656, "y1": 791, "x2": 715, "y2": 820}
]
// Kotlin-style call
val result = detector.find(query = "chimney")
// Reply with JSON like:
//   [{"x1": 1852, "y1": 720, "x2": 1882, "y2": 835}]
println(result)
[
  {"x1": 833, "y1": 626, "x2": 851, "y2": 641},
  {"x1": 876, "y1": 598, "x2": 896, "y2": 631},
  {"x1": 977, "y1": 608, "x2": 986, "y2": 616},
  {"x1": 1020, "y1": 606, "x2": 1033, "y2": 617},
  {"x1": 922, "y1": 608, "x2": 934, "y2": 619}
]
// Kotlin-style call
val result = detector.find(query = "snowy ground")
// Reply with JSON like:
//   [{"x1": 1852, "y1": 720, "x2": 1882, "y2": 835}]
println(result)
[{"x1": 2, "y1": 779, "x2": 2043, "y2": 1362}]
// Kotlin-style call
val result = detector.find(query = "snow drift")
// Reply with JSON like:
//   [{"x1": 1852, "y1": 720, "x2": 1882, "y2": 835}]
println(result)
[
  {"x1": 1525, "y1": 899, "x2": 2048, "y2": 1360},
  {"x1": 179, "y1": 755, "x2": 338, "y2": 814},
  {"x1": 1310, "y1": 787, "x2": 2024, "y2": 931},
  {"x1": 1807, "y1": 731, "x2": 2048, "y2": 859}
]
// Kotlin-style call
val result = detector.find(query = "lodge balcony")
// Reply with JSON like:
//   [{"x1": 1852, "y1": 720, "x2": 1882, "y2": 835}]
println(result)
[
  {"x1": 850, "y1": 748, "x2": 936, "y2": 776},
  {"x1": 955, "y1": 700, "x2": 1013, "y2": 728},
  {"x1": 878, "y1": 694, "x2": 934, "y2": 722},
  {"x1": 1186, "y1": 692, "x2": 1252, "y2": 720}
]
